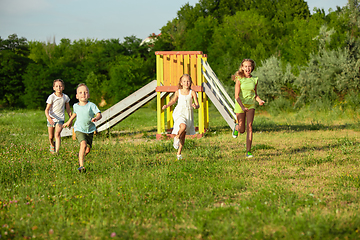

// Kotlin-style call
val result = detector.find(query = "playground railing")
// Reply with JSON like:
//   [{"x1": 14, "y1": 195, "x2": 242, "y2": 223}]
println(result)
[{"x1": 201, "y1": 59, "x2": 236, "y2": 121}]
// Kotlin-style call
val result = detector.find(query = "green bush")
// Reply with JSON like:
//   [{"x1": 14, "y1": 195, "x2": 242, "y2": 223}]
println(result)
[
  {"x1": 266, "y1": 96, "x2": 295, "y2": 116},
  {"x1": 254, "y1": 56, "x2": 297, "y2": 105}
]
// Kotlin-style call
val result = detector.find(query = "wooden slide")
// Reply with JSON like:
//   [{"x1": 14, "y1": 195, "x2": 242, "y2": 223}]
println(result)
[
  {"x1": 61, "y1": 80, "x2": 160, "y2": 137},
  {"x1": 201, "y1": 59, "x2": 237, "y2": 130}
]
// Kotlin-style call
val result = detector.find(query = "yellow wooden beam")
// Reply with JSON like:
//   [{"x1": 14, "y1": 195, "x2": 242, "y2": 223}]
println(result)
[{"x1": 197, "y1": 54, "x2": 204, "y2": 134}]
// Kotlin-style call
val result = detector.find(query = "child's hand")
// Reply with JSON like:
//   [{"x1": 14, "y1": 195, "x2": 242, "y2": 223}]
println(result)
[
  {"x1": 91, "y1": 117, "x2": 99, "y2": 122},
  {"x1": 48, "y1": 119, "x2": 55, "y2": 125},
  {"x1": 241, "y1": 107, "x2": 249, "y2": 112},
  {"x1": 192, "y1": 103, "x2": 199, "y2": 109},
  {"x1": 259, "y1": 100, "x2": 265, "y2": 106},
  {"x1": 63, "y1": 121, "x2": 70, "y2": 129},
  {"x1": 162, "y1": 105, "x2": 167, "y2": 110}
]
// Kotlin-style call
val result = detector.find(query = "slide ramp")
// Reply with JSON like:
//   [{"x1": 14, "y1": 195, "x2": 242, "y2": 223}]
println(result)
[
  {"x1": 201, "y1": 59, "x2": 236, "y2": 130},
  {"x1": 61, "y1": 80, "x2": 159, "y2": 137}
]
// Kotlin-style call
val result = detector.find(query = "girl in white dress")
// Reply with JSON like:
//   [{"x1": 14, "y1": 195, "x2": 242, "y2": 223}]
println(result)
[{"x1": 162, "y1": 74, "x2": 199, "y2": 160}]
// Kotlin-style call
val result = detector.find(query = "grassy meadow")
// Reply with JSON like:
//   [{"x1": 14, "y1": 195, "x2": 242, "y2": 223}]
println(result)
[{"x1": 0, "y1": 104, "x2": 360, "y2": 239}]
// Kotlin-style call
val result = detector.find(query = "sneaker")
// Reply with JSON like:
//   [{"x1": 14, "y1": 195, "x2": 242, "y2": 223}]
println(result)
[
  {"x1": 177, "y1": 155, "x2": 183, "y2": 160},
  {"x1": 232, "y1": 124, "x2": 238, "y2": 138},
  {"x1": 173, "y1": 136, "x2": 180, "y2": 149},
  {"x1": 245, "y1": 152, "x2": 253, "y2": 158},
  {"x1": 78, "y1": 166, "x2": 86, "y2": 173}
]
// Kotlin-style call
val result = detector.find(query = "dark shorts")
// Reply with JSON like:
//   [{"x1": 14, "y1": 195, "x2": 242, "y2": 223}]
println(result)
[{"x1": 75, "y1": 131, "x2": 94, "y2": 148}]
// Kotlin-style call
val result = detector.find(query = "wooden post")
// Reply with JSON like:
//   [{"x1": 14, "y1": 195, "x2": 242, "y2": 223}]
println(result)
[
  {"x1": 72, "y1": 128, "x2": 76, "y2": 140},
  {"x1": 202, "y1": 55, "x2": 209, "y2": 129},
  {"x1": 197, "y1": 54, "x2": 204, "y2": 135}
]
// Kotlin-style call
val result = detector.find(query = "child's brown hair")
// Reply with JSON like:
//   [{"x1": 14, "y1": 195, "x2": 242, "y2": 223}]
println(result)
[
  {"x1": 231, "y1": 59, "x2": 256, "y2": 81},
  {"x1": 53, "y1": 79, "x2": 65, "y2": 88}
]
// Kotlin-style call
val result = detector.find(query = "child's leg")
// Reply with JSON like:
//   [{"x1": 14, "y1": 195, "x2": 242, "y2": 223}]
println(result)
[
  {"x1": 85, "y1": 145, "x2": 91, "y2": 156},
  {"x1": 236, "y1": 113, "x2": 246, "y2": 134},
  {"x1": 245, "y1": 109, "x2": 255, "y2": 152},
  {"x1": 54, "y1": 124, "x2": 63, "y2": 153},
  {"x1": 48, "y1": 126, "x2": 56, "y2": 153},
  {"x1": 177, "y1": 129, "x2": 186, "y2": 156},
  {"x1": 48, "y1": 126, "x2": 55, "y2": 146},
  {"x1": 78, "y1": 140, "x2": 87, "y2": 167},
  {"x1": 76, "y1": 132, "x2": 93, "y2": 172},
  {"x1": 176, "y1": 123, "x2": 186, "y2": 138},
  {"x1": 174, "y1": 123, "x2": 186, "y2": 150}
]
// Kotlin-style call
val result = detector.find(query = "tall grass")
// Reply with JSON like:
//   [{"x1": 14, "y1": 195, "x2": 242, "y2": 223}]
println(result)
[{"x1": 0, "y1": 106, "x2": 359, "y2": 239}]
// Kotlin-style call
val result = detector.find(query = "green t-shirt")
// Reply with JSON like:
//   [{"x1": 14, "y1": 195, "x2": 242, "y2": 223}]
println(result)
[
  {"x1": 73, "y1": 101, "x2": 100, "y2": 134},
  {"x1": 236, "y1": 76, "x2": 258, "y2": 105}
]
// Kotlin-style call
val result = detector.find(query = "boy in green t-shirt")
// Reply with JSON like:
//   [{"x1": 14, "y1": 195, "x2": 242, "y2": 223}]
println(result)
[{"x1": 64, "y1": 83, "x2": 102, "y2": 173}]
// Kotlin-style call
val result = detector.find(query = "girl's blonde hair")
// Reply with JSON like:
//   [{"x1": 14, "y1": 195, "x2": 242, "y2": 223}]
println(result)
[
  {"x1": 232, "y1": 59, "x2": 256, "y2": 81},
  {"x1": 177, "y1": 74, "x2": 193, "y2": 89}
]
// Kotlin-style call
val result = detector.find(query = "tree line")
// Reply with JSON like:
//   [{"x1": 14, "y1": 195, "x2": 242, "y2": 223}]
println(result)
[{"x1": 1, "y1": 0, "x2": 359, "y2": 112}]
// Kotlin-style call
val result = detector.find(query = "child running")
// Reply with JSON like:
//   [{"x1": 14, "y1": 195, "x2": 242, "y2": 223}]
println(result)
[
  {"x1": 232, "y1": 59, "x2": 265, "y2": 158},
  {"x1": 63, "y1": 83, "x2": 102, "y2": 173},
  {"x1": 45, "y1": 79, "x2": 72, "y2": 154},
  {"x1": 162, "y1": 74, "x2": 199, "y2": 160}
]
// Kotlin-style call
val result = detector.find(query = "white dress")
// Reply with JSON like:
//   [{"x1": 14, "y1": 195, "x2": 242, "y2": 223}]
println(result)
[{"x1": 172, "y1": 89, "x2": 195, "y2": 135}]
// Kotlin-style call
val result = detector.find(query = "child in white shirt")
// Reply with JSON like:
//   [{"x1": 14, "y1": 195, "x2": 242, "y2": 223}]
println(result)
[{"x1": 45, "y1": 79, "x2": 72, "y2": 154}]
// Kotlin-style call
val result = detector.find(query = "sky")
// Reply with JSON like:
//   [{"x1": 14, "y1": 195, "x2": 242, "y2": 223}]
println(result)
[{"x1": 0, "y1": 0, "x2": 349, "y2": 43}]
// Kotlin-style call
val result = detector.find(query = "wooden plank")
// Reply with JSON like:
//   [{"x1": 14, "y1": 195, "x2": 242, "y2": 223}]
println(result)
[
  {"x1": 170, "y1": 55, "x2": 176, "y2": 86},
  {"x1": 190, "y1": 55, "x2": 197, "y2": 85},
  {"x1": 166, "y1": 95, "x2": 171, "y2": 129},
  {"x1": 197, "y1": 55, "x2": 204, "y2": 134},
  {"x1": 157, "y1": 92, "x2": 162, "y2": 134},
  {"x1": 163, "y1": 55, "x2": 170, "y2": 86},
  {"x1": 202, "y1": 59, "x2": 235, "y2": 109},
  {"x1": 156, "y1": 86, "x2": 203, "y2": 92},
  {"x1": 155, "y1": 51, "x2": 203, "y2": 55},
  {"x1": 177, "y1": 54, "x2": 184, "y2": 80},
  {"x1": 96, "y1": 92, "x2": 157, "y2": 132},
  {"x1": 156, "y1": 55, "x2": 162, "y2": 86},
  {"x1": 60, "y1": 127, "x2": 73, "y2": 137},
  {"x1": 96, "y1": 80, "x2": 157, "y2": 127},
  {"x1": 203, "y1": 82, "x2": 235, "y2": 130},
  {"x1": 202, "y1": 69, "x2": 236, "y2": 120},
  {"x1": 61, "y1": 80, "x2": 159, "y2": 137},
  {"x1": 184, "y1": 55, "x2": 190, "y2": 74},
  {"x1": 160, "y1": 95, "x2": 165, "y2": 133}
]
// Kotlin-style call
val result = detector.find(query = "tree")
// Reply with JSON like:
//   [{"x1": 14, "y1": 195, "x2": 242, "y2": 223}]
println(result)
[
  {"x1": 208, "y1": 10, "x2": 273, "y2": 84},
  {"x1": 22, "y1": 62, "x2": 52, "y2": 109},
  {"x1": 106, "y1": 55, "x2": 152, "y2": 105},
  {"x1": 0, "y1": 34, "x2": 30, "y2": 107},
  {"x1": 183, "y1": 16, "x2": 218, "y2": 53}
]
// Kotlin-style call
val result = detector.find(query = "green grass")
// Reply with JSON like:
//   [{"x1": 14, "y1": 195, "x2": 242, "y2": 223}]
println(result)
[{"x1": 0, "y1": 106, "x2": 360, "y2": 239}]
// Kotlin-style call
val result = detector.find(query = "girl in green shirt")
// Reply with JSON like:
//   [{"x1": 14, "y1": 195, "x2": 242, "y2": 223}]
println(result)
[{"x1": 232, "y1": 59, "x2": 265, "y2": 158}]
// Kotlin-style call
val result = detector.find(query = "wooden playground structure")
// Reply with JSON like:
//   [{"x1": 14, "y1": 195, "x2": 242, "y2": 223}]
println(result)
[{"x1": 155, "y1": 51, "x2": 209, "y2": 139}]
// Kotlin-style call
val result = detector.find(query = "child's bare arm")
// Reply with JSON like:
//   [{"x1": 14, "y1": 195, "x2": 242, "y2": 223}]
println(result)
[
  {"x1": 191, "y1": 91, "x2": 200, "y2": 109},
  {"x1": 91, "y1": 112, "x2": 102, "y2": 122},
  {"x1": 63, "y1": 113, "x2": 76, "y2": 128},
  {"x1": 162, "y1": 91, "x2": 179, "y2": 110},
  {"x1": 254, "y1": 84, "x2": 265, "y2": 105},
  {"x1": 45, "y1": 103, "x2": 54, "y2": 125}
]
